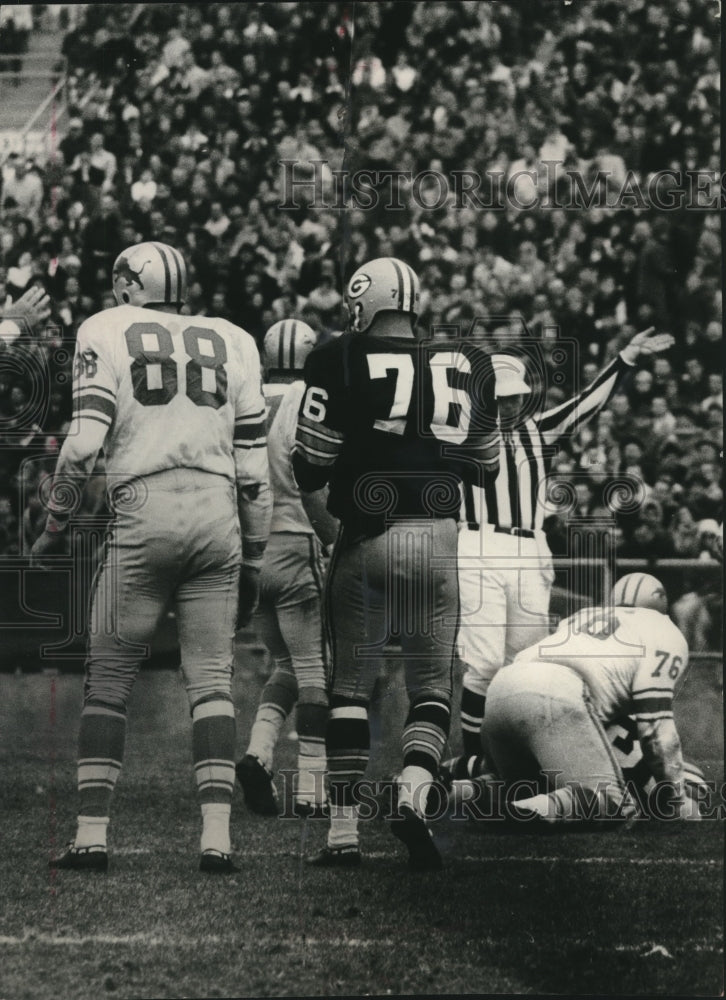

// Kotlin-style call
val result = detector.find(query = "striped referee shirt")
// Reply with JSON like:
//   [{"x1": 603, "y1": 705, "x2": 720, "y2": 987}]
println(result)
[{"x1": 463, "y1": 353, "x2": 634, "y2": 532}]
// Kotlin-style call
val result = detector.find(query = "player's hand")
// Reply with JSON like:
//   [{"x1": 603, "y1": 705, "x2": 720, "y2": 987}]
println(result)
[
  {"x1": 30, "y1": 529, "x2": 66, "y2": 567},
  {"x1": 236, "y1": 564, "x2": 261, "y2": 629},
  {"x1": 620, "y1": 327, "x2": 675, "y2": 364},
  {"x1": 4, "y1": 285, "x2": 51, "y2": 336}
]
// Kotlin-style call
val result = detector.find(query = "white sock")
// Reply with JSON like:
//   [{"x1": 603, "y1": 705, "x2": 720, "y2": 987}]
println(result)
[
  {"x1": 327, "y1": 804, "x2": 359, "y2": 848},
  {"x1": 516, "y1": 793, "x2": 557, "y2": 821},
  {"x1": 295, "y1": 762, "x2": 327, "y2": 805},
  {"x1": 398, "y1": 765, "x2": 433, "y2": 817},
  {"x1": 200, "y1": 803, "x2": 231, "y2": 855},
  {"x1": 75, "y1": 816, "x2": 109, "y2": 849},
  {"x1": 247, "y1": 714, "x2": 284, "y2": 772}
]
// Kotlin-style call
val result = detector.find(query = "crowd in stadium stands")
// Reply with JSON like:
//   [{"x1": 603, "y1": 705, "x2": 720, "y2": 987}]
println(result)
[
  {"x1": 0, "y1": 5, "x2": 34, "y2": 81},
  {"x1": 0, "y1": 2, "x2": 721, "y2": 643}
]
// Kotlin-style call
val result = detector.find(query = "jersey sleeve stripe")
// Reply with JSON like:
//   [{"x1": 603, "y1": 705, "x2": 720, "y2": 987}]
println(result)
[
  {"x1": 631, "y1": 695, "x2": 673, "y2": 713},
  {"x1": 235, "y1": 410, "x2": 265, "y2": 425},
  {"x1": 75, "y1": 412, "x2": 113, "y2": 428},
  {"x1": 296, "y1": 428, "x2": 341, "y2": 456},
  {"x1": 294, "y1": 441, "x2": 337, "y2": 465},
  {"x1": 632, "y1": 685, "x2": 676, "y2": 696},
  {"x1": 73, "y1": 393, "x2": 116, "y2": 419},
  {"x1": 233, "y1": 421, "x2": 266, "y2": 441},
  {"x1": 73, "y1": 384, "x2": 116, "y2": 400},
  {"x1": 633, "y1": 710, "x2": 674, "y2": 722},
  {"x1": 297, "y1": 421, "x2": 344, "y2": 444},
  {"x1": 535, "y1": 356, "x2": 627, "y2": 442},
  {"x1": 234, "y1": 440, "x2": 267, "y2": 450}
]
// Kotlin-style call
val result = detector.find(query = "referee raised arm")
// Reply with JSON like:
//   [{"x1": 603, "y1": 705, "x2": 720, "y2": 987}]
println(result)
[{"x1": 453, "y1": 326, "x2": 674, "y2": 771}]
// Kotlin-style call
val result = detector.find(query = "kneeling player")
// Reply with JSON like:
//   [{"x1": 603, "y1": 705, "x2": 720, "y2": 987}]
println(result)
[{"x1": 481, "y1": 572, "x2": 699, "y2": 824}]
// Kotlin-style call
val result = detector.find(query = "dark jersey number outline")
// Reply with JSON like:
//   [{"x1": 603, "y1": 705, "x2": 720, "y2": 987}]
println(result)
[
  {"x1": 124, "y1": 322, "x2": 228, "y2": 409},
  {"x1": 651, "y1": 650, "x2": 682, "y2": 680}
]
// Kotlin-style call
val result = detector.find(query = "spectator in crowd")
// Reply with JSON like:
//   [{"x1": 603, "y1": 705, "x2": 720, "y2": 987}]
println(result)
[
  {"x1": 2, "y1": 159, "x2": 44, "y2": 226},
  {"x1": 0, "y1": 0, "x2": 719, "y2": 601}
]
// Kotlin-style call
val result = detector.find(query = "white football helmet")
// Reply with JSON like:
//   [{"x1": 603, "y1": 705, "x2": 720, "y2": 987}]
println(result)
[
  {"x1": 345, "y1": 257, "x2": 420, "y2": 333},
  {"x1": 112, "y1": 242, "x2": 187, "y2": 308},
  {"x1": 263, "y1": 319, "x2": 317, "y2": 373},
  {"x1": 611, "y1": 572, "x2": 668, "y2": 614}
]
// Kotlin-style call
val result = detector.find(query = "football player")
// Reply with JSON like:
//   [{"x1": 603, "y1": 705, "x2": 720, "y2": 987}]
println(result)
[
  {"x1": 32, "y1": 242, "x2": 271, "y2": 873},
  {"x1": 446, "y1": 712, "x2": 707, "y2": 821},
  {"x1": 480, "y1": 572, "x2": 698, "y2": 824},
  {"x1": 237, "y1": 318, "x2": 336, "y2": 818},
  {"x1": 292, "y1": 257, "x2": 499, "y2": 870}
]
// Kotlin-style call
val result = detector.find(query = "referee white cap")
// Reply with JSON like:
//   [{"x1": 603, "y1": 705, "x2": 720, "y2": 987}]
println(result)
[
  {"x1": 492, "y1": 354, "x2": 531, "y2": 397},
  {"x1": 611, "y1": 572, "x2": 668, "y2": 614}
]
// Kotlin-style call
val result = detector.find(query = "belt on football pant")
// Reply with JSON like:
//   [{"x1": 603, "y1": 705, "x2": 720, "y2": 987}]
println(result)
[{"x1": 466, "y1": 522, "x2": 536, "y2": 539}]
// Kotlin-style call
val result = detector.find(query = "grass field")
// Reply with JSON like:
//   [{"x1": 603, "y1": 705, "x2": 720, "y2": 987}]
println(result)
[{"x1": 1, "y1": 647, "x2": 723, "y2": 999}]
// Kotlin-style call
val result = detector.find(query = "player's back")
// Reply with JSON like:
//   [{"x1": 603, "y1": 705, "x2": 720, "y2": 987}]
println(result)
[
  {"x1": 515, "y1": 606, "x2": 688, "y2": 723},
  {"x1": 300, "y1": 332, "x2": 495, "y2": 536},
  {"x1": 74, "y1": 304, "x2": 259, "y2": 483}
]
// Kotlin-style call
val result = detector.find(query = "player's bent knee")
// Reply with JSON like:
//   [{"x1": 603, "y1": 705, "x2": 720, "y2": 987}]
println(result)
[
  {"x1": 83, "y1": 667, "x2": 137, "y2": 711},
  {"x1": 184, "y1": 663, "x2": 234, "y2": 706}
]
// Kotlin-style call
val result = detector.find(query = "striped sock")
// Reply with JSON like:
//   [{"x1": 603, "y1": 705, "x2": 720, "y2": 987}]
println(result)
[
  {"x1": 400, "y1": 697, "x2": 451, "y2": 816},
  {"x1": 295, "y1": 693, "x2": 328, "y2": 805},
  {"x1": 247, "y1": 666, "x2": 298, "y2": 771},
  {"x1": 192, "y1": 699, "x2": 236, "y2": 810},
  {"x1": 461, "y1": 685, "x2": 486, "y2": 756},
  {"x1": 77, "y1": 703, "x2": 126, "y2": 817},
  {"x1": 326, "y1": 699, "x2": 369, "y2": 847}
]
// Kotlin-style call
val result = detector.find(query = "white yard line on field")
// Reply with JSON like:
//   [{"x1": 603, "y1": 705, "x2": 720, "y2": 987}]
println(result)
[
  {"x1": 248, "y1": 850, "x2": 721, "y2": 866},
  {"x1": 81, "y1": 848, "x2": 722, "y2": 866},
  {"x1": 0, "y1": 931, "x2": 721, "y2": 955}
]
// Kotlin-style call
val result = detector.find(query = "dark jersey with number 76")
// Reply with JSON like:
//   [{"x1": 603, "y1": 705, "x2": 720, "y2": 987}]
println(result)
[{"x1": 292, "y1": 332, "x2": 498, "y2": 541}]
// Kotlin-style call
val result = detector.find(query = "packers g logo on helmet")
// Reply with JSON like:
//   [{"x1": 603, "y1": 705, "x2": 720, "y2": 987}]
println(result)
[
  {"x1": 112, "y1": 242, "x2": 187, "y2": 308},
  {"x1": 345, "y1": 257, "x2": 420, "y2": 333},
  {"x1": 263, "y1": 319, "x2": 317, "y2": 373},
  {"x1": 348, "y1": 273, "x2": 372, "y2": 298}
]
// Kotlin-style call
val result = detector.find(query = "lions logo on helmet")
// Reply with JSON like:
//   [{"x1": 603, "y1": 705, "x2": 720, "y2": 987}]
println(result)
[
  {"x1": 112, "y1": 242, "x2": 187, "y2": 309},
  {"x1": 611, "y1": 572, "x2": 668, "y2": 614},
  {"x1": 263, "y1": 319, "x2": 317, "y2": 373},
  {"x1": 345, "y1": 257, "x2": 420, "y2": 334}
]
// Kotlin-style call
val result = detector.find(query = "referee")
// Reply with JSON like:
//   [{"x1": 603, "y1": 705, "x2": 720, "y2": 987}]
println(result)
[{"x1": 453, "y1": 326, "x2": 675, "y2": 773}]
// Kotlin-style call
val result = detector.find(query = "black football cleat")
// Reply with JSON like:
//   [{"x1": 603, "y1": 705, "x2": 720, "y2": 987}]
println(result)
[
  {"x1": 199, "y1": 850, "x2": 240, "y2": 874},
  {"x1": 307, "y1": 844, "x2": 361, "y2": 868},
  {"x1": 236, "y1": 754, "x2": 280, "y2": 816},
  {"x1": 49, "y1": 843, "x2": 108, "y2": 872},
  {"x1": 390, "y1": 804, "x2": 443, "y2": 871},
  {"x1": 436, "y1": 758, "x2": 457, "y2": 792},
  {"x1": 292, "y1": 800, "x2": 330, "y2": 820}
]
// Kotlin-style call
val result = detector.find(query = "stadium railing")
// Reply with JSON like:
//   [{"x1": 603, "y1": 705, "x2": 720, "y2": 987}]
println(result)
[{"x1": 0, "y1": 556, "x2": 720, "y2": 672}]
